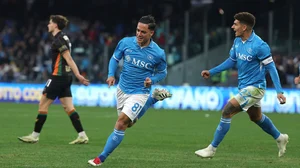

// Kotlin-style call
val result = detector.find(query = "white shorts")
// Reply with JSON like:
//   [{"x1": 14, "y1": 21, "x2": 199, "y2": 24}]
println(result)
[
  {"x1": 116, "y1": 87, "x2": 149, "y2": 121},
  {"x1": 234, "y1": 86, "x2": 265, "y2": 111}
]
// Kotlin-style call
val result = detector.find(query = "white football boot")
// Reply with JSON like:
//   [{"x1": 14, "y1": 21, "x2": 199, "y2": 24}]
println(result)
[
  {"x1": 18, "y1": 134, "x2": 39, "y2": 143},
  {"x1": 152, "y1": 88, "x2": 172, "y2": 101},
  {"x1": 276, "y1": 134, "x2": 289, "y2": 157},
  {"x1": 69, "y1": 135, "x2": 89, "y2": 144},
  {"x1": 195, "y1": 144, "x2": 217, "y2": 158}
]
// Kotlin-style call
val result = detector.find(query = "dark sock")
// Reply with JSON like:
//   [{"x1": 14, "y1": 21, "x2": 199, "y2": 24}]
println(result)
[
  {"x1": 69, "y1": 111, "x2": 84, "y2": 133},
  {"x1": 34, "y1": 113, "x2": 47, "y2": 133}
]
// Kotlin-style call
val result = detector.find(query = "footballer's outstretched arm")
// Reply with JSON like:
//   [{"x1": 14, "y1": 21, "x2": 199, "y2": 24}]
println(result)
[
  {"x1": 150, "y1": 53, "x2": 167, "y2": 84},
  {"x1": 108, "y1": 38, "x2": 125, "y2": 78},
  {"x1": 62, "y1": 50, "x2": 81, "y2": 77},
  {"x1": 108, "y1": 56, "x2": 119, "y2": 78},
  {"x1": 150, "y1": 69, "x2": 167, "y2": 84},
  {"x1": 209, "y1": 58, "x2": 236, "y2": 76},
  {"x1": 263, "y1": 57, "x2": 284, "y2": 94},
  {"x1": 62, "y1": 50, "x2": 89, "y2": 85}
]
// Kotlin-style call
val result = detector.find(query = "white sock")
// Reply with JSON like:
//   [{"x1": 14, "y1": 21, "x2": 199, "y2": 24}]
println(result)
[
  {"x1": 276, "y1": 133, "x2": 283, "y2": 141},
  {"x1": 32, "y1": 131, "x2": 40, "y2": 138},
  {"x1": 78, "y1": 131, "x2": 87, "y2": 137},
  {"x1": 209, "y1": 144, "x2": 217, "y2": 151}
]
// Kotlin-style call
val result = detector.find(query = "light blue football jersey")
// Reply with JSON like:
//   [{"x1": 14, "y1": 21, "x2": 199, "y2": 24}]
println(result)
[
  {"x1": 112, "y1": 36, "x2": 167, "y2": 94},
  {"x1": 229, "y1": 31, "x2": 271, "y2": 90}
]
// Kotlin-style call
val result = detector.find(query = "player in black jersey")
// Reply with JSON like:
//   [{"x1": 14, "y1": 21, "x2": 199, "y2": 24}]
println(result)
[{"x1": 18, "y1": 15, "x2": 90, "y2": 144}]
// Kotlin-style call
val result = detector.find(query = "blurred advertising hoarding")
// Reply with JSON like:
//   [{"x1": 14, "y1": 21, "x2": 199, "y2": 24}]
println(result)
[{"x1": 0, "y1": 83, "x2": 299, "y2": 114}]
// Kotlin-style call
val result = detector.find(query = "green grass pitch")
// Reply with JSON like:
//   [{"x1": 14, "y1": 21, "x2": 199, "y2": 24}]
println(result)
[{"x1": 0, "y1": 103, "x2": 299, "y2": 168}]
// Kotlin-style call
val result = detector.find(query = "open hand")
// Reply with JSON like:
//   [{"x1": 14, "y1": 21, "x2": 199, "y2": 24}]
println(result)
[
  {"x1": 76, "y1": 74, "x2": 90, "y2": 86},
  {"x1": 106, "y1": 76, "x2": 116, "y2": 88}
]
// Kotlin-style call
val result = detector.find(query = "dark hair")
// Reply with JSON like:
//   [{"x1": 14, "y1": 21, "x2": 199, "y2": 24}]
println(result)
[
  {"x1": 50, "y1": 15, "x2": 69, "y2": 30},
  {"x1": 234, "y1": 12, "x2": 256, "y2": 29},
  {"x1": 138, "y1": 15, "x2": 156, "y2": 31}
]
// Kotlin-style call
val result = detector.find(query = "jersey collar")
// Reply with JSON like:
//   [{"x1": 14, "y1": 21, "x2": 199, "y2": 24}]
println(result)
[
  {"x1": 54, "y1": 31, "x2": 62, "y2": 38},
  {"x1": 247, "y1": 30, "x2": 255, "y2": 42}
]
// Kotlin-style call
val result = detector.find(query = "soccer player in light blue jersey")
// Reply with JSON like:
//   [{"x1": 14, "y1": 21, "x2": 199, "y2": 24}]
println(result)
[
  {"x1": 88, "y1": 15, "x2": 172, "y2": 166},
  {"x1": 195, "y1": 12, "x2": 289, "y2": 158}
]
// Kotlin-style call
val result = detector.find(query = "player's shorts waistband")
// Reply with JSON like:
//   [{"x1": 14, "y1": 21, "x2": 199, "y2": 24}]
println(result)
[{"x1": 51, "y1": 75, "x2": 72, "y2": 80}]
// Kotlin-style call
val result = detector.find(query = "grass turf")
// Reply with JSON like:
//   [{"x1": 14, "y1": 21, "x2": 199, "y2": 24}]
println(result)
[{"x1": 0, "y1": 103, "x2": 299, "y2": 168}]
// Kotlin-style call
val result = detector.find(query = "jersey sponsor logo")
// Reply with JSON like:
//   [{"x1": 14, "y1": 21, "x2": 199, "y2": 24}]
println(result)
[
  {"x1": 132, "y1": 58, "x2": 152, "y2": 69},
  {"x1": 65, "y1": 65, "x2": 71, "y2": 72},
  {"x1": 236, "y1": 52, "x2": 253, "y2": 61}
]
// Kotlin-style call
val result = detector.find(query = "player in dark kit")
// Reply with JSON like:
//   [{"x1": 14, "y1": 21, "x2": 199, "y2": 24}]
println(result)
[{"x1": 18, "y1": 15, "x2": 90, "y2": 144}]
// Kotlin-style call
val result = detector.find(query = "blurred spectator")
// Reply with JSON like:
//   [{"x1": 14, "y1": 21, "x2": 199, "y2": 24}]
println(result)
[
  {"x1": 167, "y1": 46, "x2": 181, "y2": 66},
  {"x1": 1, "y1": 0, "x2": 299, "y2": 88}
]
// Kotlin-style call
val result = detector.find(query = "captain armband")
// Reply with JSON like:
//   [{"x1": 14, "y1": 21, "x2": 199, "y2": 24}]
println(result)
[{"x1": 261, "y1": 56, "x2": 273, "y2": 65}]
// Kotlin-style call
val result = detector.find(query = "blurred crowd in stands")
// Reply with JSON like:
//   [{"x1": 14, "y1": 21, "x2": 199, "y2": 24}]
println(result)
[
  {"x1": 0, "y1": 17, "x2": 185, "y2": 84},
  {"x1": 0, "y1": 18, "x2": 105, "y2": 83},
  {"x1": 1, "y1": 16, "x2": 300, "y2": 88},
  {"x1": 1, "y1": 0, "x2": 300, "y2": 88}
]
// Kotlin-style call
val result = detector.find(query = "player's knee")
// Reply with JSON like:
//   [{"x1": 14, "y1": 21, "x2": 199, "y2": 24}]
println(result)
[
  {"x1": 221, "y1": 108, "x2": 232, "y2": 118},
  {"x1": 39, "y1": 103, "x2": 49, "y2": 112},
  {"x1": 221, "y1": 112, "x2": 231, "y2": 118},
  {"x1": 39, "y1": 96, "x2": 54, "y2": 112},
  {"x1": 127, "y1": 122, "x2": 134, "y2": 128},
  {"x1": 115, "y1": 121, "x2": 127, "y2": 130},
  {"x1": 63, "y1": 105, "x2": 75, "y2": 113},
  {"x1": 66, "y1": 108, "x2": 76, "y2": 116},
  {"x1": 127, "y1": 118, "x2": 138, "y2": 128},
  {"x1": 221, "y1": 101, "x2": 241, "y2": 118},
  {"x1": 115, "y1": 115, "x2": 131, "y2": 130}
]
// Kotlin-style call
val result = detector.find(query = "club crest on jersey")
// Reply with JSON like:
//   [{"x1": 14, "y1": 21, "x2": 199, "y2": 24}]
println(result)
[
  {"x1": 125, "y1": 55, "x2": 131, "y2": 62},
  {"x1": 147, "y1": 55, "x2": 153, "y2": 61},
  {"x1": 247, "y1": 48, "x2": 253, "y2": 54}
]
